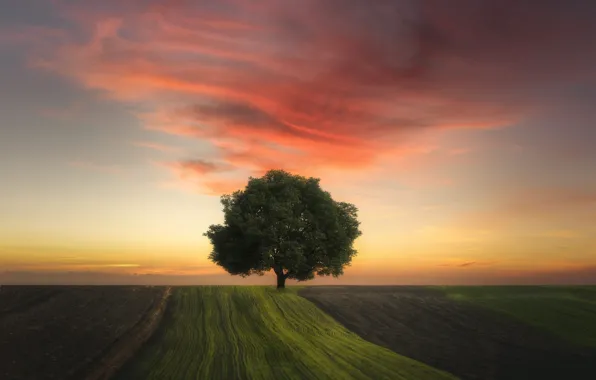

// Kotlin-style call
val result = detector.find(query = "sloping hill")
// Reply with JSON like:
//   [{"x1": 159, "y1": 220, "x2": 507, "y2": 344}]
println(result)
[
  {"x1": 115, "y1": 286, "x2": 455, "y2": 380},
  {"x1": 300, "y1": 286, "x2": 596, "y2": 380}
]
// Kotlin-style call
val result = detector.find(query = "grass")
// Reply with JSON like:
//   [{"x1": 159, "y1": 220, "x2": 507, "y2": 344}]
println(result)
[
  {"x1": 116, "y1": 286, "x2": 455, "y2": 380},
  {"x1": 437, "y1": 285, "x2": 596, "y2": 347}
]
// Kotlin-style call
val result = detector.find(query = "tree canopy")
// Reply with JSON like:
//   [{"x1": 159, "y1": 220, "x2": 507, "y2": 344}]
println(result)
[{"x1": 204, "y1": 170, "x2": 362, "y2": 288}]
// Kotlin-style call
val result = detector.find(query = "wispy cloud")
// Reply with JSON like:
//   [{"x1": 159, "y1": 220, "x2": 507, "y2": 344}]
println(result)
[
  {"x1": 156, "y1": 159, "x2": 244, "y2": 195},
  {"x1": 133, "y1": 141, "x2": 182, "y2": 153},
  {"x1": 4, "y1": 264, "x2": 596, "y2": 285},
  {"x1": 9, "y1": 0, "x2": 596, "y2": 193},
  {"x1": 439, "y1": 261, "x2": 498, "y2": 268},
  {"x1": 459, "y1": 262, "x2": 476, "y2": 267}
]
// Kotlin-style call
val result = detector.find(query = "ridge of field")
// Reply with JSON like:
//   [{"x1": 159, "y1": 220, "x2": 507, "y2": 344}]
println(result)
[
  {"x1": 115, "y1": 286, "x2": 456, "y2": 380},
  {"x1": 438, "y1": 285, "x2": 596, "y2": 347},
  {"x1": 300, "y1": 286, "x2": 596, "y2": 380},
  {"x1": 0, "y1": 286, "x2": 166, "y2": 380}
]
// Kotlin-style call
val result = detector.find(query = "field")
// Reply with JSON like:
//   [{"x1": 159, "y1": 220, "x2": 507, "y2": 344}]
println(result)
[
  {"x1": 0, "y1": 286, "x2": 168, "y2": 380},
  {"x1": 439, "y1": 286, "x2": 596, "y2": 347},
  {"x1": 115, "y1": 286, "x2": 455, "y2": 380},
  {"x1": 300, "y1": 286, "x2": 596, "y2": 380},
  {"x1": 2, "y1": 285, "x2": 596, "y2": 380}
]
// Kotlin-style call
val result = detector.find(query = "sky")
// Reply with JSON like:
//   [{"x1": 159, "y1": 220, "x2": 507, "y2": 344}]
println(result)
[{"x1": 1, "y1": 0, "x2": 596, "y2": 285}]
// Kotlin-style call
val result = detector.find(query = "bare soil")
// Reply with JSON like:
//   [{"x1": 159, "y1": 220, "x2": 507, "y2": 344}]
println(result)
[
  {"x1": 300, "y1": 286, "x2": 596, "y2": 380},
  {"x1": 0, "y1": 286, "x2": 168, "y2": 380}
]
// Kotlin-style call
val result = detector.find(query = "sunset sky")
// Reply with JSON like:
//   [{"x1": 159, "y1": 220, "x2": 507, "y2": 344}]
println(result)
[{"x1": 1, "y1": 0, "x2": 596, "y2": 285}]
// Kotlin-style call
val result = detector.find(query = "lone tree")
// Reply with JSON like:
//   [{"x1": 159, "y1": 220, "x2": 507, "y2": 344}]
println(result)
[{"x1": 204, "y1": 170, "x2": 362, "y2": 289}]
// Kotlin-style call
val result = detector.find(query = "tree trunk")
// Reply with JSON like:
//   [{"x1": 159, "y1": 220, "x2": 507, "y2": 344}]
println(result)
[{"x1": 276, "y1": 273, "x2": 286, "y2": 289}]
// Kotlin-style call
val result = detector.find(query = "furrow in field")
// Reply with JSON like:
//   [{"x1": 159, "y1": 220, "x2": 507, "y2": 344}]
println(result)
[
  {"x1": 0, "y1": 286, "x2": 62, "y2": 317},
  {"x1": 0, "y1": 286, "x2": 164, "y2": 380}
]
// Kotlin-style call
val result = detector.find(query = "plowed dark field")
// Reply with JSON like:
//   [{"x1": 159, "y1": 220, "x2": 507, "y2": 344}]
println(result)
[
  {"x1": 0, "y1": 286, "x2": 167, "y2": 380},
  {"x1": 299, "y1": 286, "x2": 596, "y2": 380}
]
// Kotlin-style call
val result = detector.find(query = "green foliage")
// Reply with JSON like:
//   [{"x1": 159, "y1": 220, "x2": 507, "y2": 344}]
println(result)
[
  {"x1": 204, "y1": 170, "x2": 362, "y2": 284},
  {"x1": 115, "y1": 287, "x2": 455, "y2": 380},
  {"x1": 438, "y1": 285, "x2": 596, "y2": 347}
]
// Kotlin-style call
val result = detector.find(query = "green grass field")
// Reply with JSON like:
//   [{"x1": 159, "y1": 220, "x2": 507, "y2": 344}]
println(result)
[
  {"x1": 438, "y1": 286, "x2": 596, "y2": 347},
  {"x1": 116, "y1": 286, "x2": 455, "y2": 380}
]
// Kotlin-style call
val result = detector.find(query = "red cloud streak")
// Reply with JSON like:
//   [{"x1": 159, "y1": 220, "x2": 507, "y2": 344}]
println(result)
[{"x1": 11, "y1": 0, "x2": 596, "y2": 193}]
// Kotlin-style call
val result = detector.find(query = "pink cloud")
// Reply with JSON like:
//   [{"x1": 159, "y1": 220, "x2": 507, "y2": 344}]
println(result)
[
  {"x1": 164, "y1": 159, "x2": 231, "y2": 176},
  {"x1": 156, "y1": 159, "x2": 244, "y2": 195},
  {"x1": 11, "y1": 0, "x2": 596, "y2": 194},
  {"x1": 133, "y1": 141, "x2": 181, "y2": 153}
]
